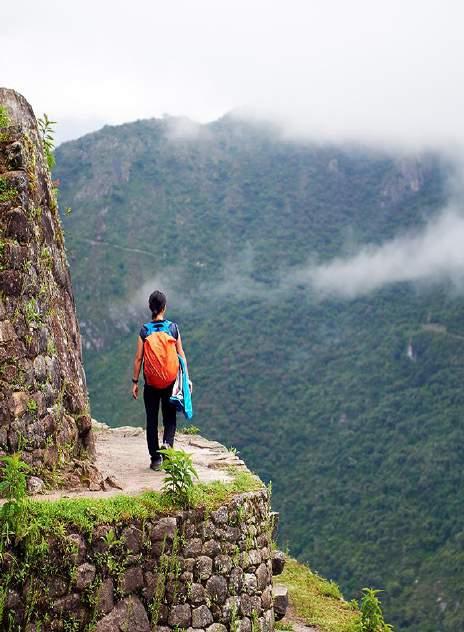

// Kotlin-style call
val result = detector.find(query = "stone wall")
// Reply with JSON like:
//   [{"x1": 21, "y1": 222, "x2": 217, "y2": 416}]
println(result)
[
  {"x1": 0, "y1": 88, "x2": 94, "y2": 472},
  {"x1": 2, "y1": 489, "x2": 275, "y2": 631}
]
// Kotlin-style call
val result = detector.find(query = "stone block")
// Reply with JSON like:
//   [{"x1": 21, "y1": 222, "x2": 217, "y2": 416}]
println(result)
[
  {"x1": 195, "y1": 555, "x2": 213, "y2": 581},
  {"x1": 142, "y1": 571, "x2": 158, "y2": 602},
  {"x1": 0, "y1": 270, "x2": 23, "y2": 296},
  {"x1": 168, "y1": 603, "x2": 192, "y2": 627},
  {"x1": 192, "y1": 604, "x2": 214, "y2": 628},
  {"x1": 240, "y1": 593, "x2": 262, "y2": 617},
  {"x1": 190, "y1": 582, "x2": 206, "y2": 605},
  {"x1": 205, "y1": 574, "x2": 228, "y2": 605},
  {"x1": 184, "y1": 537, "x2": 203, "y2": 557},
  {"x1": 229, "y1": 566, "x2": 244, "y2": 595},
  {"x1": 5, "y1": 140, "x2": 25, "y2": 170},
  {"x1": 239, "y1": 617, "x2": 252, "y2": 632},
  {"x1": 261, "y1": 585, "x2": 272, "y2": 610},
  {"x1": 202, "y1": 538, "x2": 221, "y2": 557},
  {"x1": 4, "y1": 209, "x2": 30, "y2": 243},
  {"x1": 255, "y1": 563, "x2": 269, "y2": 592},
  {"x1": 26, "y1": 476, "x2": 45, "y2": 494},
  {"x1": 211, "y1": 506, "x2": 228, "y2": 525},
  {"x1": 122, "y1": 525, "x2": 143, "y2": 554},
  {"x1": 223, "y1": 525, "x2": 241, "y2": 543},
  {"x1": 273, "y1": 584, "x2": 288, "y2": 621},
  {"x1": 243, "y1": 572, "x2": 258, "y2": 595},
  {"x1": 0, "y1": 320, "x2": 16, "y2": 342},
  {"x1": 247, "y1": 549, "x2": 262, "y2": 567},
  {"x1": 271, "y1": 550, "x2": 286, "y2": 575},
  {"x1": 96, "y1": 578, "x2": 114, "y2": 615},
  {"x1": 165, "y1": 579, "x2": 187, "y2": 604},
  {"x1": 222, "y1": 596, "x2": 240, "y2": 624},
  {"x1": 48, "y1": 576, "x2": 68, "y2": 599},
  {"x1": 120, "y1": 566, "x2": 144, "y2": 595},
  {"x1": 150, "y1": 516, "x2": 177, "y2": 541},
  {"x1": 183, "y1": 557, "x2": 196, "y2": 572},
  {"x1": 214, "y1": 554, "x2": 233, "y2": 575},
  {"x1": 10, "y1": 391, "x2": 28, "y2": 416},
  {"x1": 75, "y1": 563, "x2": 96, "y2": 591},
  {"x1": 52, "y1": 592, "x2": 80, "y2": 614},
  {"x1": 95, "y1": 595, "x2": 150, "y2": 632}
]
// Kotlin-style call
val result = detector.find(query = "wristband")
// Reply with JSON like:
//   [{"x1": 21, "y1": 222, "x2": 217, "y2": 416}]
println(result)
[{"x1": 132, "y1": 378, "x2": 138, "y2": 384}]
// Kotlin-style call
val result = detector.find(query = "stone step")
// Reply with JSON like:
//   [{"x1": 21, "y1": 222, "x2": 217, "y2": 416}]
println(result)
[
  {"x1": 272, "y1": 549, "x2": 286, "y2": 575},
  {"x1": 273, "y1": 584, "x2": 289, "y2": 621}
]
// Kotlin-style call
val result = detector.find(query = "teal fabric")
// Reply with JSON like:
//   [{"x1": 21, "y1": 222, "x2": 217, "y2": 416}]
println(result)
[{"x1": 170, "y1": 354, "x2": 193, "y2": 420}]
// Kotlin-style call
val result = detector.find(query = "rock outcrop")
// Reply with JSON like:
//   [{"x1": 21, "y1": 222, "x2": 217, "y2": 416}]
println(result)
[{"x1": 0, "y1": 88, "x2": 94, "y2": 472}]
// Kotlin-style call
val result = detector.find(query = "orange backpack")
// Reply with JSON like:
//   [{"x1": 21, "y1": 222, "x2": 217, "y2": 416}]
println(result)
[{"x1": 142, "y1": 320, "x2": 179, "y2": 388}]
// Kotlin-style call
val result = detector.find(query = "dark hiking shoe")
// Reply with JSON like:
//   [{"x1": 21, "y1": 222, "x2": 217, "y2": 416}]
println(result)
[{"x1": 150, "y1": 455, "x2": 162, "y2": 471}]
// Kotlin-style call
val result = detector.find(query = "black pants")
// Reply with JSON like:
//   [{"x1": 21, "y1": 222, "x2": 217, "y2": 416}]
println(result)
[{"x1": 143, "y1": 382, "x2": 177, "y2": 459}]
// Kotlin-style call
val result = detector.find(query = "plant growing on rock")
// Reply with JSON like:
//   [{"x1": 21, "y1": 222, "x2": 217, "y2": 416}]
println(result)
[
  {"x1": 0, "y1": 105, "x2": 10, "y2": 129},
  {"x1": 181, "y1": 424, "x2": 200, "y2": 435},
  {"x1": 159, "y1": 447, "x2": 198, "y2": 508},
  {"x1": 0, "y1": 105, "x2": 10, "y2": 142},
  {"x1": 38, "y1": 113, "x2": 57, "y2": 170},
  {"x1": 0, "y1": 177, "x2": 16, "y2": 203}
]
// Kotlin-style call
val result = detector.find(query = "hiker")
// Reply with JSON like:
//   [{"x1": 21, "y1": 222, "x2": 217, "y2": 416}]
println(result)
[{"x1": 132, "y1": 290, "x2": 192, "y2": 470}]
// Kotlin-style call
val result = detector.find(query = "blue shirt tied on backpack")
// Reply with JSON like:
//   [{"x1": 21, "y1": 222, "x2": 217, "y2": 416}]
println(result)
[{"x1": 170, "y1": 355, "x2": 193, "y2": 420}]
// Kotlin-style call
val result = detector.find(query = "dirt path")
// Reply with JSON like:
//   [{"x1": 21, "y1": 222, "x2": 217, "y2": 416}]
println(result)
[
  {"x1": 33, "y1": 422, "x2": 248, "y2": 502},
  {"x1": 279, "y1": 603, "x2": 320, "y2": 632}
]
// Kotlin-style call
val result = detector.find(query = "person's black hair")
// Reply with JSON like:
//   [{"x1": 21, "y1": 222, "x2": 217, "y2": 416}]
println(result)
[{"x1": 149, "y1": 290, "x2": 167, "y2": 317}]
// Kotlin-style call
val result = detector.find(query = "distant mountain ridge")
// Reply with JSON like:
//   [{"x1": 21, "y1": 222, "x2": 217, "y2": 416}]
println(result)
[{"x1": 55, "y1": 115, "x2": 464, "y2": 631}]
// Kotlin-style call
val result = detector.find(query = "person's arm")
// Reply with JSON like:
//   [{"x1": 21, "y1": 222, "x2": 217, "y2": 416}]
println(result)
[
  {"x1": 132, "y1": 336, "x2": 144, "y2": 399},
  {"x1": 176, "y1": 332, "x2": 193, "y2": 392}
]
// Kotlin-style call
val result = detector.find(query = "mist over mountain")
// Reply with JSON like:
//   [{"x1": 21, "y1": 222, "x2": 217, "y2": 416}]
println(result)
[{"x1": 55, "y1": 115, "x2": 464, "y2": 631}]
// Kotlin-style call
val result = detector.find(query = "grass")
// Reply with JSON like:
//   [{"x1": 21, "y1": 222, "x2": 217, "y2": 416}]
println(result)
[
  {"x1": 179, "y1": 424, "x2": 200, "y2": 435},
  {"x1": 19, "y1": 469, "x2": 263, "y2": 538},
  {"x1": 278, "y1": 557, "x2": 360, "y2": 632}
]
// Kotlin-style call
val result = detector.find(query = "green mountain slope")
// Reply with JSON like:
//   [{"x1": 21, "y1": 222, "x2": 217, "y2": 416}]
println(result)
[{"x1": 55, "y1": 117, "x2": 464, "y2": 631}]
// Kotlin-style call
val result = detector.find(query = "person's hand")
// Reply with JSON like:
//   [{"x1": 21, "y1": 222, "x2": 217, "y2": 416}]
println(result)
[
  {"x1": 188, "y1": 380, "x2": 193, "y2": 394},
  {"x1": 132, "y1": 382, "x2": 139, "y2": 399}
]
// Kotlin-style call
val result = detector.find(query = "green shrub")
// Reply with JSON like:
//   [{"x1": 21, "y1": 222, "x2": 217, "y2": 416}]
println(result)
[
  {"x1": 159, "y1": 448, "x2": 198, "y2": 508},
  {"x1": 355, "y1": 588, "x2": 393, "y2": 632},
  {"x1": 0, "y1": 454, "x2": 29, "y2": 547}
]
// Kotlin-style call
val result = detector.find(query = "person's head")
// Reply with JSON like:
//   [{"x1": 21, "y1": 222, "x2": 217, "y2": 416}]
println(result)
[{"x1": 149, "y1": 290, "x2": 167, "y2": 318}]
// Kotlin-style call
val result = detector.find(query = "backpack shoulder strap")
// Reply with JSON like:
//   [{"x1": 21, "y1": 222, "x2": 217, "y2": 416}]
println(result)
[{"x1": 143, "y1": 320, "x2": 173, "y2": 336}]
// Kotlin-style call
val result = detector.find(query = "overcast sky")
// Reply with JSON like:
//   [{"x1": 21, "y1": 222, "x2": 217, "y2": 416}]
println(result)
[{"x1": 2, "y1": 0, "x2": 464, "y2": 147}]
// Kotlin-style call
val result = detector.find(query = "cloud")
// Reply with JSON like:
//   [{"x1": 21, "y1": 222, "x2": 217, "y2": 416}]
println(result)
[
  {"x1": 119, "y1": 207, "x2": 464, "y2": 315},
  {"x1": 4, "y1": 0, "x2": 464, "y2": 149},
  {"x1": 290, "y1": 209, "x2": 464, "y2": 299},
  {"x1": 164, "y1": 116, "x2": 210, "y2": 142}
]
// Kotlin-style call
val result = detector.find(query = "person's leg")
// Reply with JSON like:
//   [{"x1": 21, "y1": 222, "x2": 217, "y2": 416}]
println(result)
[
  {"x1": 161, "y1": 383, "x2": 177, "y2": 448},
  {"x1": 143, "y1": 385, "x2": 161, "y2": 461}
]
